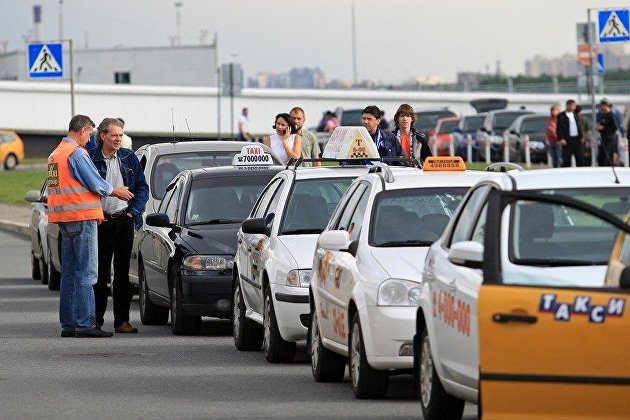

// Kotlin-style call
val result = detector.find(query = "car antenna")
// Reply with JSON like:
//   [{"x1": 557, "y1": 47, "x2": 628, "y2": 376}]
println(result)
[
  {"x1": 171, "y1": 107, "x2": 177, "y2": 144},
  {"x1": 600, "y1": 143, "x2": 620, "y2": 184},
  {"x1": 185, "y1": 118, "x2": 194, "y2": 142}
]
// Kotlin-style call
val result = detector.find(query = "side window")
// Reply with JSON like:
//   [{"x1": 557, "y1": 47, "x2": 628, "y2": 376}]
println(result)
[
  {"x1": 164, "y1": 182, "x2": 182, "y2": 223},
  {"x1": 158, "y1": 184, "x2": 176, "y2": 213},
  {"x1": 264, "y1": 180, "x2": 285, "y2": 220},
  {"x1": 336, "y1": 183, "x2": 369, "y2": 230},
  {"x1": 620, "y1": 235, "x2": 630, "y2": 265},
  {"x1": 471, "y1": 203, "x2": 488, "y2": 245},
  {"x1": 252, "y1": 179, "x2": 282, "y2": 218},
  {"x1": 449, "y1": 185, "x2": 491, "y2": 246},
  {"x1": 328, "y1": 182, "x2": 360, "y2": 228},
  {"x1": 346, "y1": 188, "x2": 369, "y2": 242}
]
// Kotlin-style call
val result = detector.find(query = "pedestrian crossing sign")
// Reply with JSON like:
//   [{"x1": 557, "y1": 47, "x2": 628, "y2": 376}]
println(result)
[
  {"x1": 28, "y1": 43, "x2": 63, "y2": 78},
  {"x1": 598, "y1": 9, "x2": 630, "y2": 43}
]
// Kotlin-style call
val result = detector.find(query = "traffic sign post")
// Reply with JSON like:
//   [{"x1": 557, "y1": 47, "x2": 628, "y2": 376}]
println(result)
[
  {"x1": 598, "y1": 9, "x2": 630, "y2": 43},
  {"x1": 597, "y1": 53, "x2": 605, "y2": 74}
]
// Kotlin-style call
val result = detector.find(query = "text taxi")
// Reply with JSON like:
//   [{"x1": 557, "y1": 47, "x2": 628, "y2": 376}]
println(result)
[
  {"x1": 308, "y1": 156, "x2": 499, "y2": 399},
  {"x1": 415, "y1": 167, "x2": 630, "y2": 419}
]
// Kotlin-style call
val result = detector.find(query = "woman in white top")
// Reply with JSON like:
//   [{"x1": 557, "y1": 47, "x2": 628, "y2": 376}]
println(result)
[{"x1": 263, "y1": 113, "x2": 302, "y2": 164}]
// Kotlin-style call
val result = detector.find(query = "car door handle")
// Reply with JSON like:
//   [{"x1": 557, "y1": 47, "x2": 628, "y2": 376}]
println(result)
[{"x1": 492, "y1": 313, "x2": 537, "y2": 324}]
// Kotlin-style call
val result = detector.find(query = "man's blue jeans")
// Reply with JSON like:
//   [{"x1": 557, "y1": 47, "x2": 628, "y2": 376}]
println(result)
[{"x1": 59, "y1": 220, "x2": 98, "y2": 331}]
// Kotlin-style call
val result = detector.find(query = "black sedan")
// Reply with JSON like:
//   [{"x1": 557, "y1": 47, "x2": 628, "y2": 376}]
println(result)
[{"x1": 138, "y1": 164, "x2": 283, "y2": 335}]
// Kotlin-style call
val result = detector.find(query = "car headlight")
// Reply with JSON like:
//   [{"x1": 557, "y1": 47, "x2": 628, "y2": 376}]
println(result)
[
  {"x1": 182, "y1": 255, "x2": 234, "y2": 271},
  {"x1": 529, "y1": 141, "x2": 545, "y2": 150},
  {"x1": 286, "y1": 269, "x2": 312, "y2": 287},
  {"x1": 377, "y1": 278, "x2": 422, "y2": 306}
]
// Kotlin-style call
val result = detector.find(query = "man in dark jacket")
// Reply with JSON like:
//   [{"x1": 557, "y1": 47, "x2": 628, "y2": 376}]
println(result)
[
  {"x1": 556, "y1": 99, "x2": 584, "y2": 167},
  {"x1": 91, "y1": 118, "x2": 149, "y2": 333},
  {"x1": 362, "y1": 105, "x2": 403, "y2": 163},
  {"x1": 597, "y1": 100, "x2": 619, "y2": 167}
]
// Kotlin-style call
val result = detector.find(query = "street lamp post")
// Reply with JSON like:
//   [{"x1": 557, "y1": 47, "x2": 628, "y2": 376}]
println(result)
[{"x1": 175, "y1": 2, "x2": 183, "y2": 46}]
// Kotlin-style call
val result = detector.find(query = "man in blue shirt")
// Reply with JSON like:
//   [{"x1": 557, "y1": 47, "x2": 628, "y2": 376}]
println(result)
[{"x1": 362, "y1": 105, "x2": 403, "y2": 163}]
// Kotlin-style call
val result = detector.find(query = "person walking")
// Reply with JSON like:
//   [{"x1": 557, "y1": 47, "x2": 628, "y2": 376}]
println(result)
[
  {"x1": 391, "y1": 103, "x2": 432, "y2": 164},
  {"x1": 290, "y1": 106, "x2": 321, "y2": 167},
  {"x1": 545, "y1": 105, "x2": 561, "y2": 168},
  {"x1": 263, "y1": 113, "x2": 302, "y2": 164},
  {"x1": 597, "y1": 100, "x2": 619, "y2": 167},
  {"x1": 556, "y1": 99, "x2": 583, "y2": 167},
  {"x1": 362, "y1": 105, "x2": 403, "y2": 161},
  {"x1": 91, "y1": 118, "x2": 149, "y2": 334},
  {"x1": 238, "y1": 107, "x2": 252, "y2": 141},
  {"x1": 47, "y1": 115, "x2": 134, "y2": 338}
]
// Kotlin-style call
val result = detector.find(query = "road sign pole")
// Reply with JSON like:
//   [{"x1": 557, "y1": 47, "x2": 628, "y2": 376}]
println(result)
[
  {"x1": 69, "y1": 39, "x2": 75, "y2": 117},
  {"x1": 587, "y1": 9, "x2": 598, "y2": 167}
]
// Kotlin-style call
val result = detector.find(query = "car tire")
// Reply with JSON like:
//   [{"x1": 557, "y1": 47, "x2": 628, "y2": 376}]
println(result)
[
  {"x1": 138, "y1": 259, "x2": 169, "y2": 326},
  {"x1": 349, "y1": 312, "x2": 389, "y2": 399},
  {"x1": 31, "y1": 251, "x2": 41, "y2": 281},
  {"x1": 4, "y1": 154, "x2": 17, "y2": 170},
  {"x1": 310, "y1": 309, "x2": 346, "y2": 382},
  {"x1": 47, "y1": 245, "x2": 61, "y2": 291},
  {"x1": 232, "y1": 280, "x2": 263, "y2": 351},
  {"x1": 418, "y1": 327, "x2": 465, "y2": 420},
  {"x1": 170, "y1": 272, "x2": 201, "y2": 336},
  {"x1": 263, "y1": 285, "x2": 296, "y2": 363}
]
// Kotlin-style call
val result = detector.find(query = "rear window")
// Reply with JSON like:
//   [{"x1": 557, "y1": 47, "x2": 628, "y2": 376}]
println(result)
[
  {"x1": 520, "y1": 117, "x2": 547, "y2": 134},
  {"x1": 493, "y1": 112, "x2": 528, "y2": 130},
  {"x1": 461, "y1": 116, "x2": 485, "y2": 132},
  {"x1": 439, "y1": 120, "x2": 460, "y2": 134},
  {"x1": 414, "y1": 111, "x2": 456, "y2": 132},
  {"x1": 340, "y1": 110, "x2": 363, "y2": 126}
]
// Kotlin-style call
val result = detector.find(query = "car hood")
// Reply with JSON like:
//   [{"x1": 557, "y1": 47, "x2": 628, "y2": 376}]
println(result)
[
  {"x1": 370, "y1": 247, "x2": 429, "y2": 281},
  {"x1": 179, "y1": 224, "x2": 239, "y2": 255},
  {"x1": 277, "y1": 235, "x2": 319, "y2": 269}
]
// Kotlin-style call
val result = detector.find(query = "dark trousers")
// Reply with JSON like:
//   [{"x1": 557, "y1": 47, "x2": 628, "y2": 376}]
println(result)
[
  {"x1": 562, "y1": 136, "x2": 584, "y2": 167},
  {"x1": 598, "y1": 136, "x2": 618, "y2": 167},
  {"x1": 95, "y1": 214, "x2": 134, "y2": 327}
]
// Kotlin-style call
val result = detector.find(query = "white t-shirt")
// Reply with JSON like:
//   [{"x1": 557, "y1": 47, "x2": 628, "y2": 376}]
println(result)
[
  {"x1": 567, "y1": 112, "x2": 579, "y2": 137},
  {"x1": 269, "y1": 133, "x2": 296, "y2": 164},
  {"x1": 239, "y1": 115, "x2": 249, "y2": 135}
]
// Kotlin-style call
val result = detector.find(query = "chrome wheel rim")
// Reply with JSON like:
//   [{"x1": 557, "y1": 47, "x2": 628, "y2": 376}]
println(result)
[
  {"x1": 263, "y1": 294, "x2": 271, "y2": 353},
  {"x1": 5, "y1": 155, "x2": 16, "y2": 170},
  {"x1": 350, "y1": 322, "x2": 361, "y2": 388},
  {"x1": 311, "y1": 313, "x2": 319, "y2": 371},
  {"x1": 420, "y1": 333, "x2": 434, "y2": 408},
  {"x1": 233, "y1": 285, "x2": 241, "y2": 341}
]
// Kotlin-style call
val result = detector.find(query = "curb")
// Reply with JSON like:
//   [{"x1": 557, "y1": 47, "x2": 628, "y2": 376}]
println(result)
[{"x1": 0, "y1": 220, "x2": 30, "y2": 238}]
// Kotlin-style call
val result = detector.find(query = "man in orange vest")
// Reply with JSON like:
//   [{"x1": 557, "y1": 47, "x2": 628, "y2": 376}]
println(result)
[{"x1": 48, "y1": 115, "x2": 134, "y2": 338}]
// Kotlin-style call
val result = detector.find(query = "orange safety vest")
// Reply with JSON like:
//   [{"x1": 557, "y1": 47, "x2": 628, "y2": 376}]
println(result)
[{"x1": 47, "y1": 141, "x2": 104, "y2": 223}]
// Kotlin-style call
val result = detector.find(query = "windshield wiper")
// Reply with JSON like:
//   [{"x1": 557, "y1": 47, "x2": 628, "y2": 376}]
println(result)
[
  {"x1": 281, "y1": 228, "x2": 323, "y2": 235},
  {"x1": 186, "y1": 218, "x2": 240, "y2": 226},
  {"x1": 514, "y1": 259, "x2": 601, "y2": 267},
  {"x1": 377, "y1": 240, "x2": 433, "y2": 247}
]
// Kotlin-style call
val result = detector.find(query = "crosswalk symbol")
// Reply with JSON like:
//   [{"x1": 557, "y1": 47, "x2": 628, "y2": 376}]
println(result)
[
  {"x1": 28, "y1": 43, "x2": 63, "y2": 78},
  {"x1": 598, "y1": 10, "x2": 630, "y2": 43}
]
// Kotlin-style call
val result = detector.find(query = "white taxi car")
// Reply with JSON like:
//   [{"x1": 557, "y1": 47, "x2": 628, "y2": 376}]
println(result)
[
  {"x1": 415, "y1": 167, "x2": 630, "y2": 419},
  {"x1": 232, "y1": 127, "x2": 379, "y2": 363},
  {"x1": 308, "y1": 157, "x2": 497, "y2": 399}
]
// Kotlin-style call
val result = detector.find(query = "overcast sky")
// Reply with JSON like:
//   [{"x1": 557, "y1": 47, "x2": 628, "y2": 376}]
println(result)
[{"x1": 1, "y1": 0, "x2": 629, "y2": 83}]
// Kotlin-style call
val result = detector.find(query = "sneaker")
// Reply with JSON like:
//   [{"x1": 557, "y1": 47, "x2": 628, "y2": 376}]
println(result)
[
  {"x1": 61, "y1": 330, "x2": 75, "y2": 337},
  {"x1": 75, "y1": 327, "x2": 113, "y2": 338}
]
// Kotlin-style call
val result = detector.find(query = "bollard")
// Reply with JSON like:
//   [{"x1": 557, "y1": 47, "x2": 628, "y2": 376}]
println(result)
[
  {"x1": 449, "y1": 134, "x2": 455, "y2": 156},
  {"x1": 524, "y1": 135, "x2": 531, "y2": 169},
  {"x1": 503, "y1": 134, "x2": 510, "y2": 163},
  {"x1": 485, "y1": 137, "x2": 491, "y2": 164},
  {"x1": 466, "y1": 134, "x2": 473, "y2": 164}
]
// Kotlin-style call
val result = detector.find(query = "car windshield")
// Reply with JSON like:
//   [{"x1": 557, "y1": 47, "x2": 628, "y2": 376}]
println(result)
[
  {"x1": 152, "y1": 151, "x2": 239, "y2": 200},
  {"x1": 493, "y1": 112, "x2": 527, "y2": 131},
  {"x1": 508, "y1": 188, "x2": 630, "y2": 269},
  {"x1": 370, "y1": 188, "x2": 467, "y2": 247},
  {"x1": 280, "y1": 178, "x2": 354, "y2": 235},
  {"x1": 520, "y1": 117, "x2": 547, "y2": 134},
  {"x1": 185, "y1": 174, "x2": 276, "y2": 225},
  {"x1": 461, "y1": 115, "x2": 485, "y2": 132},
  {"x1": 439, "y1": 120, "x2": 460, "y2": 134},
  {"x1": 414, "y1": 111, "x2": 456, "y2": 132}
]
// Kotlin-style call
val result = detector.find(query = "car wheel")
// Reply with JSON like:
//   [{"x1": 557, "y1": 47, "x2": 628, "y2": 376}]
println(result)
[
  {"x1": 233, "y1": 279, "x2": 263, "y2": 351},
  {"x1": 418, "y1": 327, "x2": 465, "y2": 420},
  {"x1": 47, "y1": 245, "x2": 61, "y2": 291},
  {"x1": 263, "y1": 285, "x2": 296, "y2": 363},
  {"x1": 310, "y1": 308, "x2": 346, "y2": 382},
  {"x1": 31, "y1": 251, "x2": 41, "y2": 281},
  {"x1": 170, "y1": 271, "x2": 201, "y2": 336},
  {"x1": 138, "y1": 259, "x2": 169, "y2": 326},
  {"x1": 349, "y1": 312, "x2": 388, "y2": 399},
  {"x1": 4, "y1": 154, "x2": 17, "y2": 170}
]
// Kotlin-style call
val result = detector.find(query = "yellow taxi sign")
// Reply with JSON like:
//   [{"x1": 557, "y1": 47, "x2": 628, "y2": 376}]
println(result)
[
  {"x1": 321, "y1": 126, "x2": 379, "y2": 160},
  {"x1": 232, "y1": 145, "x2": 274, "y2": 167},
  {"x1": 423, "y1": 156, "x2": 466, "y2": 171}
]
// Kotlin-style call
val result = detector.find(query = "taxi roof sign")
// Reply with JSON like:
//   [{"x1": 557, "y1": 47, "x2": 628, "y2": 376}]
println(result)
[
  {"x1": 423, "y1": 156, "x2": 466, "y2": 171},
  {"x1": 232, "y1": 145, "x2": 274, "y2": 167},
  {"x1": 321, "y1": 126, "x2": 379, "y2": 160}
]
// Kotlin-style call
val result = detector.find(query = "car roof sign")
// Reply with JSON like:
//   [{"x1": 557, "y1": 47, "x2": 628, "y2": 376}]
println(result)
[
  {"x1": 423, "y1": 156, "x2": 466, "y2": 171},
  {"x1": 232, "y1": 145, "x2": 274, "y2": 167},
  {"x1": 321, "y1": 126, "x2": 380, "y2": 160}
]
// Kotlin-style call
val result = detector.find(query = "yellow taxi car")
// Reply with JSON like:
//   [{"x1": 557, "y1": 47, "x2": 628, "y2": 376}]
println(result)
[{"x1": 0, "y1": 130, "x2": 25, "y2": 170}]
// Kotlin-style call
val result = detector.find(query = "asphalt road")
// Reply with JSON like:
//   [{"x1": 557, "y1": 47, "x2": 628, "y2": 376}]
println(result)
[{"x1": 0, "y1": 230, "x2": 478, "y2": 419}]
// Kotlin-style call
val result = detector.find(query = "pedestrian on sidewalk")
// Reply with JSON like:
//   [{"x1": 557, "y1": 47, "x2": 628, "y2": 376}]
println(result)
[
  {"x1": 47, "y1": 115, "x2": 134, "y2": 338},
  {"x1": 91, "y1": 118, "x2": 148, "y2": 334}
]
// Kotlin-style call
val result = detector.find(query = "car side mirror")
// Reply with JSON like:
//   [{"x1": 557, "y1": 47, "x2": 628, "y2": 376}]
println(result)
[
  {"x1": 25, "y1": 190, "x2": 42, "y2": 203},
  {"x1": 510, "y1": 129, "x2": 517, "y2": 135},
  {"x1": 319, "y1": 230, "x2": 351, "y2": 251},
  {"x1": 242, "y1": 217, "x2": 270, "y2": 236},
  {"x1": 448, "y1": 241, "x2": 483, "y2": 269},
  {"x1": 145, "y1": 213, "x2": 174, "y2": 228},
  {"x1": 620, "y1": 266, "x2": 630, "y2": 289}
]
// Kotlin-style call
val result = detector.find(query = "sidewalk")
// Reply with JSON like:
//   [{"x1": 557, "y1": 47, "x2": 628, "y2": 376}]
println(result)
[{"x1": 0, "y1": 203, "x2": 32, "y2": 238}]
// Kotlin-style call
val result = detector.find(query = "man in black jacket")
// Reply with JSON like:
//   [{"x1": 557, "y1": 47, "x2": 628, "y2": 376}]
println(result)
[
  {"x1": 556, "y1": 99, "x2": 584, "y2": 167},
  {"x1": 597, "y1": 100, "x2": 619, "y2": 166}
]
